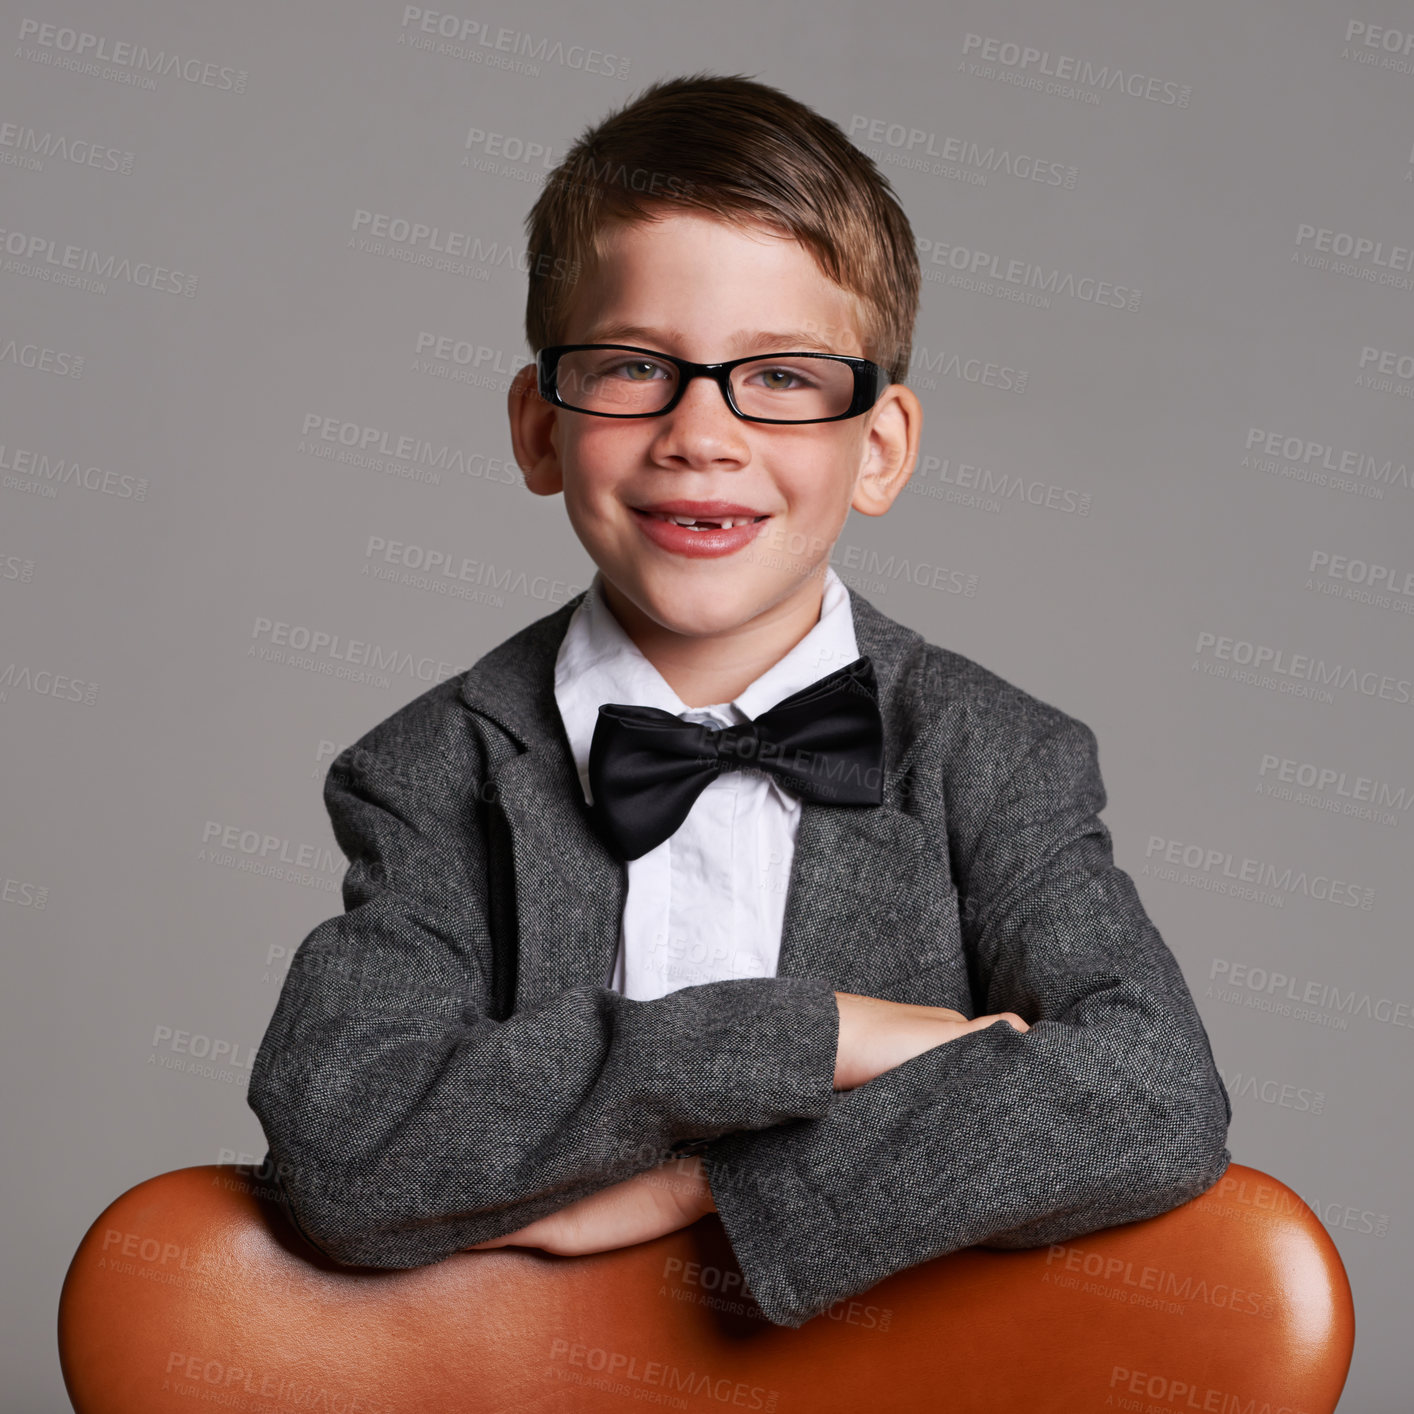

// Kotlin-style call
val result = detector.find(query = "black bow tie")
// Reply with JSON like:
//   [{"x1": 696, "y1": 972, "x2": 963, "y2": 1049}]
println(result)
[{"x1": 587, "y1": 655, "x2": 885, "y2": 862}]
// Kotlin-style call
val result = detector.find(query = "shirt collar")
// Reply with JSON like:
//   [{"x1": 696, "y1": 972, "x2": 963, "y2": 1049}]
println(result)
[{"x1": 554, "y1": 565, "x2": 859, "y2": 806}]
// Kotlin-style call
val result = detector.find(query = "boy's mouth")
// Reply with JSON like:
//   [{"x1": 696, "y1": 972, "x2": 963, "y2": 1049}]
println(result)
[
  {"x1": 630, "y1": 501, "x2": 772, "y2": 531},
  {"x1": 628, "y1": 501, "x2": 774, "y2": 559},
  {"x1": 634, "y1": 509, "x2": 770, "y2": 530}
]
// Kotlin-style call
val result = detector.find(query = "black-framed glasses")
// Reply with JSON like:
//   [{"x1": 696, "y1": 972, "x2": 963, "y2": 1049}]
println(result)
[{"x1": 536, "y1": 343, "x2": 886, "y2": 424}]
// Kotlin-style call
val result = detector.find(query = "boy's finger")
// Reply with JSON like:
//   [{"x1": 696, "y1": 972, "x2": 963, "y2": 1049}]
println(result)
[{"x1": 984, "y1": 1012, "x2": 1029, "y2": 1033}]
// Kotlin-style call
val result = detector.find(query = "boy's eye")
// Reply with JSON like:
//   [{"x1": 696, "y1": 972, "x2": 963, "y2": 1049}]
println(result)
[
  {"x1": 609, "y1": 359, "x2": 670, "y2": 382},
  {"x1": 751, "y1": 366, "x2": 808, "y2": 391},
  {"x1": 739, "y1": 362, "x2": 822, "y2": 395}
]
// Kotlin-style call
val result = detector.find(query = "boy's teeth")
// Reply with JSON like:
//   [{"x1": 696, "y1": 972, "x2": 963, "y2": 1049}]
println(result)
[{"x1": 655, "y1": 512, "x2": 758, "y2": 528}]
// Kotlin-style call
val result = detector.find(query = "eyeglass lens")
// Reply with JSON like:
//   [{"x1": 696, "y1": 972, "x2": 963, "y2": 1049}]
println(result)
[{"x1": 553, "y1": 349, "x2": 857, "y2": 420}]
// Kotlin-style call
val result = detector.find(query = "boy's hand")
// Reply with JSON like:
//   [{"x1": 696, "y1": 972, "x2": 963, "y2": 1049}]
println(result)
[
  {"x1": 833, "y1": 992, "x2": 1030, "y2": 1090},
  {"x1": 463, "y1": 1000, "x2": 1029, "y2": 1254},
  {"x1": 464, "y1": 1154, "x2": 716, "y2": 1257}
]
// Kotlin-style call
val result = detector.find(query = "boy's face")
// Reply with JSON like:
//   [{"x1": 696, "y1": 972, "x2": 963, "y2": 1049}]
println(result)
[{"x1": 510, "y1": 210, "x2": 920, "y2": 644}]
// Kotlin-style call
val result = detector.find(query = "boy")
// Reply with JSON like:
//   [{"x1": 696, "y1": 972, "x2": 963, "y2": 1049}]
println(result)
[{"x1": 247, "y1": 72, "x2": 1231, "y2": 1330}]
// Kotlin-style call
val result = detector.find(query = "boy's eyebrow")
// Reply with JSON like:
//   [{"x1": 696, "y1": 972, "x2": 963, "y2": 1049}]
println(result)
[{"x1": 580, "y1": 323, "x2": 852, "y2": 356}]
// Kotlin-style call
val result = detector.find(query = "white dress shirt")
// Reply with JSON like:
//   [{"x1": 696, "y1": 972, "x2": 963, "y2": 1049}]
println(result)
[{"x1": 553, "y1": 565, "x2": 861, "y2": 1001}]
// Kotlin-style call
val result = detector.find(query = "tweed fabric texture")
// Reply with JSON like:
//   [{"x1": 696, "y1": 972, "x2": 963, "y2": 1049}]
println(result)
[{"x1": 247, "y1": 587, "x2": 1232, "y2": 1327}]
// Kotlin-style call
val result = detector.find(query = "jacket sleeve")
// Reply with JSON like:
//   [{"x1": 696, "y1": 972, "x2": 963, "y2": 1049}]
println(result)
[
  {"x1": 246, "y1": 730, "x2": 840, "y2": 1268},
  {"x1": 699, "y1": 711, "x2": 1233, "y2": 1327}
]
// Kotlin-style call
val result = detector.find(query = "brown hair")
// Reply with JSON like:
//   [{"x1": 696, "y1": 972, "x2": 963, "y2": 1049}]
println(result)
[{"x1": 522, "y1": 72, "x2": 921, "y2": 385}]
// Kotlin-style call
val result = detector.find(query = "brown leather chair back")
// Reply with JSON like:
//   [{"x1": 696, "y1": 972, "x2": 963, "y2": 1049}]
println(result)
[{"x1": 59, "y1": 1163, "x2": 1353, "y2": 1413}]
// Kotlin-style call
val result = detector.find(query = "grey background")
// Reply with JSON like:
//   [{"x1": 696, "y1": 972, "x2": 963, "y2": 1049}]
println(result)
[{"x1": 2, "y1": 1, "x2": 1410, "y2": 1407}]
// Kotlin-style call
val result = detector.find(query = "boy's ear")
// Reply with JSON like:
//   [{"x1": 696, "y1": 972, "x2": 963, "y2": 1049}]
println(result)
[
  {"x1": 508, "y1": 363, "x2": 563, "y2": 496},
  {"x1": 851, "y1": 382, "x2": 923, "y2": 517}
]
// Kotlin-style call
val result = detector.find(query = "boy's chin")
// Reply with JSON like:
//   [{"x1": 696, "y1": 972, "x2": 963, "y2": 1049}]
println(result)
[{"x1": 615, "y1": 570, "x2": 813, "y2": 638}]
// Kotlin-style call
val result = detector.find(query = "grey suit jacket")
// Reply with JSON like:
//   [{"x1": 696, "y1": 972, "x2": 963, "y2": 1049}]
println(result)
[{"x1": 246, "y1": 585, "x2": 1232, "y2": 1328}]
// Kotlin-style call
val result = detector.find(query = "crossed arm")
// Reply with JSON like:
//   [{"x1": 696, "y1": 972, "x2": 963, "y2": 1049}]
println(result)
[
  {"x1": 251, "y1": 706, "x2": 1229, "y2": 1326},
  {"x1": 468, "y1": 997, "x2": 1029, "y2": 1254},
  {"x1": 467, "y1": 715, "x2": 1232, "y2": 1318}
]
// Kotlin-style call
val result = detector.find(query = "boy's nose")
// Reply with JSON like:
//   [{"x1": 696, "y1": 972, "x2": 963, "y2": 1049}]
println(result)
[{"x1": 653, "y1": 374, "x2": 752, "y2": 455}]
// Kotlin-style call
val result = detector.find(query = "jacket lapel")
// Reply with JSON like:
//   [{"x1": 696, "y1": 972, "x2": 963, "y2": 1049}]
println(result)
[
  {"x1": 776, "y1": 792, "x2": 955, "y2": 998},
  {"x1": 774, "y1": 600, "x2": 962, "y2": 1000},
  {"x1": 492, "y1": 745, "x2": 626, "y2": 1011},
  {"x1": 458, "y1": 587, "x2": 952, "y2": 1009}
]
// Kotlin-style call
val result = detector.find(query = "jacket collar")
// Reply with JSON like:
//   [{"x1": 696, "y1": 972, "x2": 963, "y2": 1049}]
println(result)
[{"x1": 458, "y1": 585, "x2": 937, "y2": 1009}]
